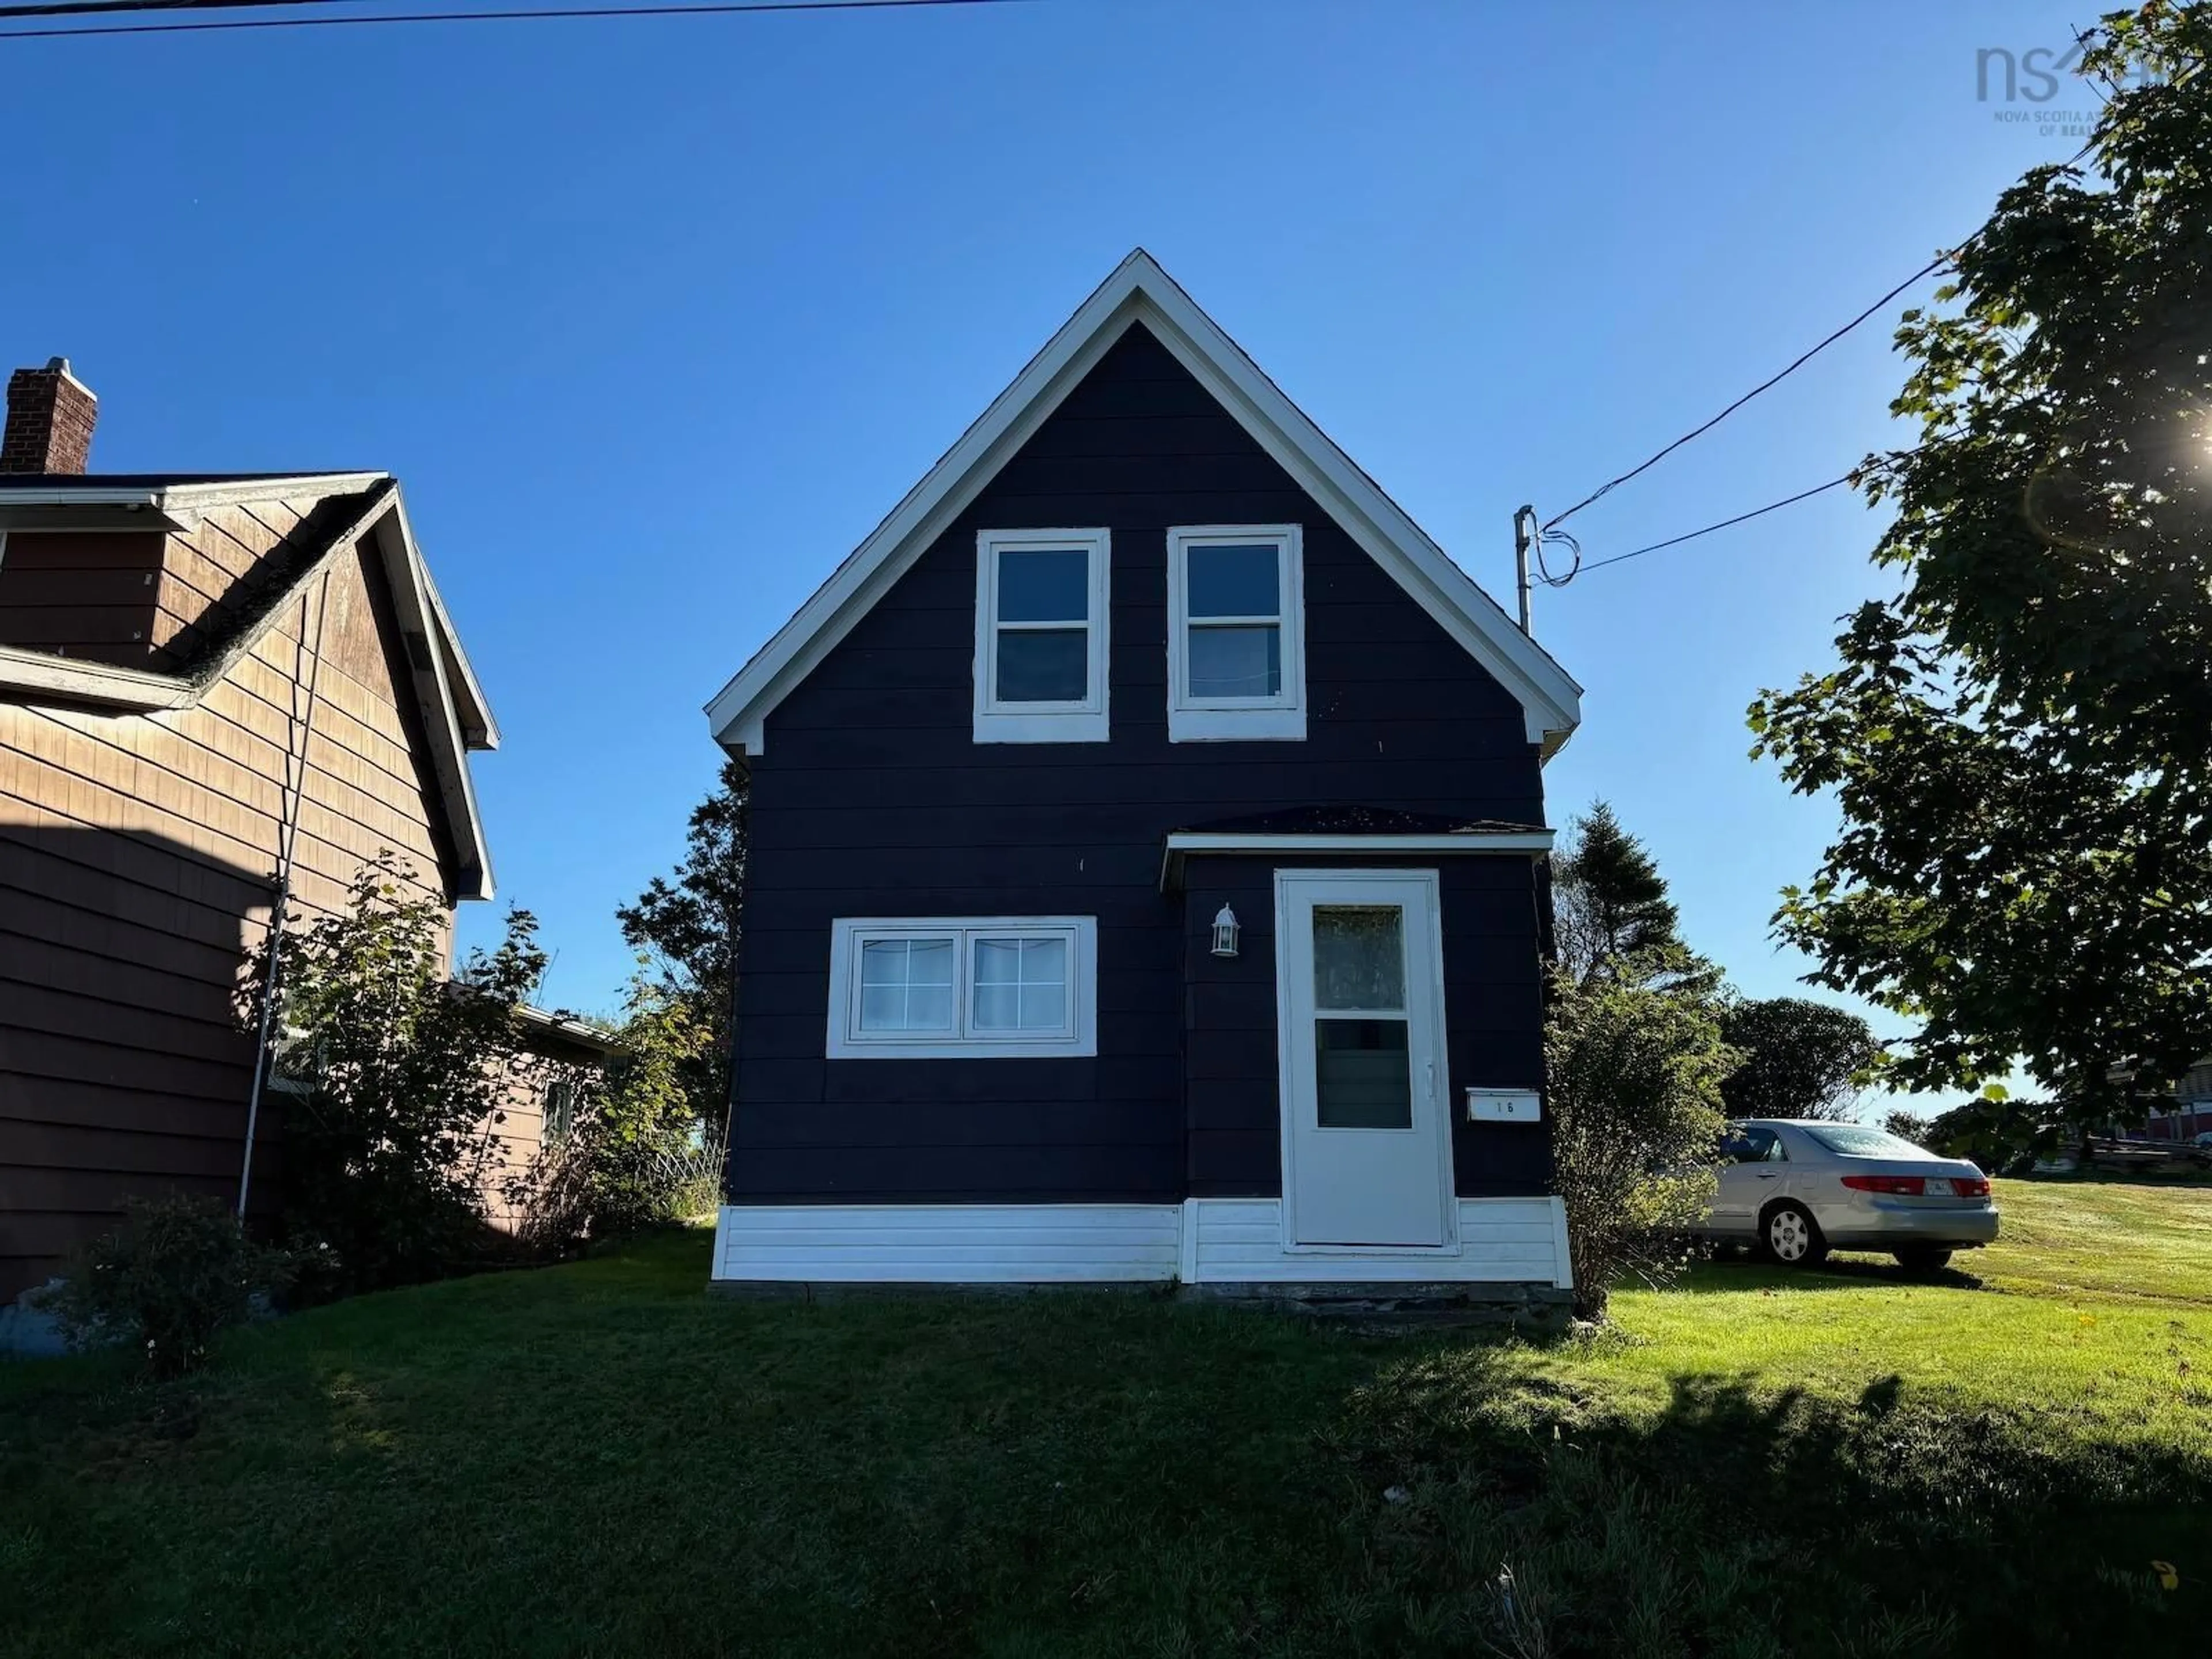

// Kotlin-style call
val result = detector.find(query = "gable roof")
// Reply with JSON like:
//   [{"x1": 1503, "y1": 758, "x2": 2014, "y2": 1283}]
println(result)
[
  {"x1": 0, "y1": 472, "x2": 499, "y2": 901},
  {"x1": 705, "y1": 248, "x2": 1583, "y2": 759}
]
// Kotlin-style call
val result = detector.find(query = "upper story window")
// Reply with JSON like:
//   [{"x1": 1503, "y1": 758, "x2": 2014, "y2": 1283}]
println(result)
[
  {"x1": 973, "y1": 528, "x2": 1111, "y2": 743},
  {"x1": 826, "y1": 916, "x2": 1099, "y2": 1059},
  {"x1": 1166, "y1": 525, "x2": 1305, "y2": 741}
]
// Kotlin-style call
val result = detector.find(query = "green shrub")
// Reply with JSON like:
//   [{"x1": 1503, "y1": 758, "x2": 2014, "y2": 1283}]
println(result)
[
  {"x1": 511, "y1": 974, "x2": 724, "y2": 1248},
  {"x1": 1546, "y1": 968, "x2": 1733, "y2": 1320},
  {"x1": 36, "y1": 1195, "x2": 293, "y2": 1378},
  {"x1": 246, "y1": 851, "x2": 553, "y2": 1298}
]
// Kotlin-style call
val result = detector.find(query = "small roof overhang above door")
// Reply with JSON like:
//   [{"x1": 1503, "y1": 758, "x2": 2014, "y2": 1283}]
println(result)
[{"x1": 1159, "y1": 807, "x2": 1554, "y2": 892}]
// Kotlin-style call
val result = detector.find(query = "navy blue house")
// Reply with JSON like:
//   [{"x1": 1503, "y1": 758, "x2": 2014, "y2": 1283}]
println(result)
[{"x1": 704, "y1": 252, "x2": 1584, "y2": 1294}]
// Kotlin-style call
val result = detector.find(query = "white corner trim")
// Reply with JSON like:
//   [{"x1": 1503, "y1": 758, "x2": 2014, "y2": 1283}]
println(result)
[
  {"x1": 1166, "y1": 524, "x2": 1306, "y2": 743},
  {"x1": 1548, "y1": 1195, "x2": 1575, "y2": 1291},
  {"x1": 702, "y1": 249, "x2": 1581, "y2": 758},
  {"x1": 1159, "y1": 829, "x2": 1554, "y2": 891},
  {"x1": 825, "y1": 915, "x2": 1099, "y2": 1059},
  {"x1": 971, "y1": 527, "x2": 1111, "y2": 745}
]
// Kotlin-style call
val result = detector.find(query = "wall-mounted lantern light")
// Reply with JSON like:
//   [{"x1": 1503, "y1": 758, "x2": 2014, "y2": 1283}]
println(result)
[{"x1": 1211, "y1": 904, "x2": 1240, "y2": 958}]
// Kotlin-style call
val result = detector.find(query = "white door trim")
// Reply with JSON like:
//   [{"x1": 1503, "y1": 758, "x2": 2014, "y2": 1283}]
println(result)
[{"x1": 1272, "y1": 867, "x2": 1457, "y2": 1252}]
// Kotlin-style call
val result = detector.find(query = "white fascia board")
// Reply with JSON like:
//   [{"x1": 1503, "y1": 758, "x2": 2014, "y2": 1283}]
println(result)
[
  {"x1": 1130, "y1": 267, "x2": 1582, "y2": 755},
  {"x1": 704, "y1": 249, "x2": 1583, "y2": 759},
  {"x1": 1159, "y1": 829, "x2": 1555, "y2": 891},
  {"x1": 155, "y1": 473, "x2": 388, "y2": 511},
  {"x1": 416, "y1": 559, "x2": 501, "y2": 751},
  {"x1": 373, "y1": 491, "x2": 495, "y2": 903}
]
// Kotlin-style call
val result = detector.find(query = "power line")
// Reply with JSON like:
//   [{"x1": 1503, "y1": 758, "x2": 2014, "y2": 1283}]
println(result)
[
  {"x1": 0, "y1": 0, "x2": 379, "y2": 20},
  {"x1": 1567, "y1": 471, "x2": 1862, "y2": 576},
  {"x1": 1, "y1": 0, "x2": 1020, "y2": 37},
  {"x1": 1543, "y1": 254, "x2": 1949, "y2": 532}
]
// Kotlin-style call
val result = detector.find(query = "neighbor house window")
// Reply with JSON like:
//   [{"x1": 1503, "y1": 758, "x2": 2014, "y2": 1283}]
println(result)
[
  {"x1": 543, "y1": 1076, "x2": 579, "y2": 1145},
  {"x1": 1166, "y1": 524, "x2": 1305, "y2": 741},
  {"x1": 827, "y1": 916, "x2": 1098, "y2": 1059},
  {"x1": 973, "y1": 528, "x2": 1111, "y2": 743}
]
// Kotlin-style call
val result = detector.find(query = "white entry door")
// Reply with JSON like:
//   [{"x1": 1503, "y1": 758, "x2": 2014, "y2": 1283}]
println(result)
[{"x1": 1275, "y1": 869, "x2": 1452, "y2": 1248}]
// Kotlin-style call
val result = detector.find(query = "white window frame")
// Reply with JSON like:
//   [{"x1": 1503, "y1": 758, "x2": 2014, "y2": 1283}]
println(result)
[
  {"x1": 973, "y1": 528, "x2": 1111, "y2": 744},
  {"x1": 1166, "y1": 524, "x2": 1305, "y2": 741},
  {"x1": 827, "y1": 915, "x2": 1099, "y2": 1059}
]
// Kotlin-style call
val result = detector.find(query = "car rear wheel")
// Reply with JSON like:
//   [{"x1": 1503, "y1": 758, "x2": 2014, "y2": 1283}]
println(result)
[
  {"x1": 1894, "y1": 1247, "x2": 1953, "y2": 1275},
  {"x1": 1761, "y1": 1202, "x2": 1828, "y2": 1268}
]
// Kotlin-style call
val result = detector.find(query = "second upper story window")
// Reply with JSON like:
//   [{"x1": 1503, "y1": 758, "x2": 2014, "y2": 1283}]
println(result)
[
  {"x1": 1167, "y1": 524, "x2": 1306, "y2": 741},
  {"x1": 973, "y1": 528, "x2": 1111, "y2": 743}
]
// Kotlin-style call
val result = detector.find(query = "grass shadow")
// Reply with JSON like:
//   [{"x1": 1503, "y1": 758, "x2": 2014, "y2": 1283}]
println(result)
[{"x1": 1677, "y1": 1253, "x2": 1988, "y2": 1293}]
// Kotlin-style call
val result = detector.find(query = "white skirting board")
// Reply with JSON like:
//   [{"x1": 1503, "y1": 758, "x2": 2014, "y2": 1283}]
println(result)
[{"x1": 713, "y1": 1197, "x2": 1573, "y2": 1289}]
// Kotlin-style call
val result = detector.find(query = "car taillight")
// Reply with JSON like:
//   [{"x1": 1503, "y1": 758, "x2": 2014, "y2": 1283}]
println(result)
[
  {"x1": 1840, "y1": 1174, "x2": 1993, "y2": 1198},
  {"x1": 1842, "y1": 1175, "x2": 1925, "y2": 1195}
]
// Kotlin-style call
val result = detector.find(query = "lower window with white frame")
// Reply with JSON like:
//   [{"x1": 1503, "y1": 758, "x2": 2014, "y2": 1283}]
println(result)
[{"x1": 826, "y1": 916, "x2": 1099, "y2": 1059}]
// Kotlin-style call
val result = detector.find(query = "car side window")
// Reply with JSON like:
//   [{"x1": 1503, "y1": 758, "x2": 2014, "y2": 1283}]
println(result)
[{"x1": 1729, "y1": 1127, "x2": 1785, "y2": 1164}]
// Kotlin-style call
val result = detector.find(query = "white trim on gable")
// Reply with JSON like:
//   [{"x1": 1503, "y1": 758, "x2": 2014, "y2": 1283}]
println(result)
[{"x1": 703, "y1": 249, "x2": 1582, "y2": 759}]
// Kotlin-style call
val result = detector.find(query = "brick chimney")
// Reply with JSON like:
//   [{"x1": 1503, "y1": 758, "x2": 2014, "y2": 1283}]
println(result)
[{"x1": 2, "y1": 357, "x2": 97, "y2": 475}]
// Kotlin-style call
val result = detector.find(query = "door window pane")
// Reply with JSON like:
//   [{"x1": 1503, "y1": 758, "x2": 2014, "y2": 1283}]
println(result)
[
  {"x1": 1313, "y1": 906, "x2": 1406, "y2": 1011},
  {"x1": 972, "y1": 936, "x2": 1068, "y2": 1032},
  {"x1": 1186, "y1": 543, "x2": 1280, "y2": 618},
  {"x1": 1187, "y1": 624, "x2": 1281, "y2": 698},
  {"x1": 858, "y1": 937, "x2": 955, "y2": 1031},
  {"x1": 996, "y1": 548, "x2": 1090, "y2": 622},
  {"x1": 1315, "y1": 1018, "x2": 1412, "y2": 1128},
  {"x1": 996, "y1": 629, "x2": 1088, "y2": 702}
]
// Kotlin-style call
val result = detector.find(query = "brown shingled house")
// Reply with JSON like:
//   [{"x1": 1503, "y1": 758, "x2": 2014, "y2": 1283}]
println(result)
[{"x1": 0, "y1": 358, "x2": 604, "y2": 1299}]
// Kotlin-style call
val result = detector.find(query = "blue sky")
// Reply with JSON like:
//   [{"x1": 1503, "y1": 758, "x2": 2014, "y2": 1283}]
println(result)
[{"x1": 2, "y1": 0, "x2": 2099, "y2": 1104}]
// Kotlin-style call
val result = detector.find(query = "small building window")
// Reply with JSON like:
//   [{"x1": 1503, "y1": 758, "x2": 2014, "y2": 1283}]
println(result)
[
  {"x1": 827, "y1": 916, "x2": 1098, "y2": 1059},
  {"x1": 543, "y1": 1076, "x2": 579, "y2": 1145},
  {"x1": 973, "y1": 529, "x2": 1111, "y2": 743},
  {"x1": 1166, "y1": 525, "x2": 1305, "y2": 741}
]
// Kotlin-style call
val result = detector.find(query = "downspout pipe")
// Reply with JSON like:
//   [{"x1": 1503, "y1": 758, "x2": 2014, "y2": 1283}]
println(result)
[{"x1": 237, "y1": 566, "x2": 335, "y2": 1218}]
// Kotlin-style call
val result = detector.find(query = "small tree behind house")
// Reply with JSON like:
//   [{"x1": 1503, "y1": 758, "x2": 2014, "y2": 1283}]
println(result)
[
  {"x1": 617, "y1": 757, "x2": 748, "y2": 1135},
  {"x1": 1718, "y1": 997, "x2": 1885, "y2": 1122},
  {"x1": 1551, "y1": 800, "x2": 1694, "y2": 989},
  {"x1": 243, "y1": 850, "x2": 553, "y2": 1298}
]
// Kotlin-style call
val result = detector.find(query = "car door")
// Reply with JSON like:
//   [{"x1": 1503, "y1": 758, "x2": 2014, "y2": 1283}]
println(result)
[{"x1": 1712, "y1": 1124, "x2": 1788, "y2": 1234}]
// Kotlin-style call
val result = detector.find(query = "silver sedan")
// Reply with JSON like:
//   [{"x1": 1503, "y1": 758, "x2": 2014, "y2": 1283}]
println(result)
[{"x1": 1705, "y1": 1119, "x2": 2001, "y2": 1272}]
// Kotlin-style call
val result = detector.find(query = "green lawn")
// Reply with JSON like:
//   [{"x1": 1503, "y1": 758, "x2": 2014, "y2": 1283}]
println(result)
[{"x1": 3, "y1": 1179, "x2": 2208, "y2": 1658}]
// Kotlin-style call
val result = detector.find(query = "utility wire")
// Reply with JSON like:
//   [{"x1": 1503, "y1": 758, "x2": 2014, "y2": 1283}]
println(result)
[
  {"x1": 1569, "y1": 471, "x2": 1862, "y2": 575},
  {"x1": 0, "y1": 0, "x2": 379, "y2": 19},
  {"x1": 1, "y1": 0, "x2": 1020, "y2": 37},
  {"x1": 1543, "y1": 254, "x2": 1948, "y2": 532}
]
